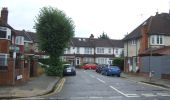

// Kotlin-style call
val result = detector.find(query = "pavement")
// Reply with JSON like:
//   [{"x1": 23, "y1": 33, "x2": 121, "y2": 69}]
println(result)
[
  {"x1": 121, "y1": 72, "x2": 170, "y2": 89},
  {"x1": 0, "y1": 71, "x2": 170, "y2": 99},
  {"x1": 0, "y1": 74, "x2": 60, "y2": 99}
]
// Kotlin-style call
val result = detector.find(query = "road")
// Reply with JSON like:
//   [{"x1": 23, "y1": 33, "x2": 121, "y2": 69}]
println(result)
[{"x1": 44, "y1": 69, "x2": 170, "y2": 100}]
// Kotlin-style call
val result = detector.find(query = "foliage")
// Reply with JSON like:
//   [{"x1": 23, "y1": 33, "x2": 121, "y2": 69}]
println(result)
[
  {"x1": 98, "y1": 32, "x2": 110, "y2": 39},
  {"x1": 35, "y1": 7, "x2": 75, "y2": 76},
  {"x1": 113, "y1": 57, "x2": 124, "y2": 70}
]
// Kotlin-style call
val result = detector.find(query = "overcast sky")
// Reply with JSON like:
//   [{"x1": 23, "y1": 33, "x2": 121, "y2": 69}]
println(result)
[{"x1": 0, "y1": 0, "x2": 170, "y2": 39}]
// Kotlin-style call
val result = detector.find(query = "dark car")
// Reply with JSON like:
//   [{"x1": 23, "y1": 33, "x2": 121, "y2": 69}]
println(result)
[
  {"x1": 101, "y1": 65, "x2": 121, "y2": 77},
  {"x1": 63, "y1": 64, "x2": 76, "y2": 76},
  {"x1": 96, "y1": 64, "x2": 107, "y2": 73}
]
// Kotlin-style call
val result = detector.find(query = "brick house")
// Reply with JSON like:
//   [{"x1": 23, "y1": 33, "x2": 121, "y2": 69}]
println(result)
[
  {"x1": 123, "y1": 12, "x2": 170, "y2": 79},
  {"x1": 0, "y1": 7, "x2": 39, "y2": 85},
  {"x1": 63, "y1": 34, "x2": 124, "y2": 66}
]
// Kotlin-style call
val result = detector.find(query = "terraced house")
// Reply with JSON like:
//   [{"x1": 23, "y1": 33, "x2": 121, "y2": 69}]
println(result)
[
  {"x1": 63, "y1": 34, "x2": 124, "y2": 66},
  {"x1": 123, "y1": 11, "x2": 170, "y2": 79}
]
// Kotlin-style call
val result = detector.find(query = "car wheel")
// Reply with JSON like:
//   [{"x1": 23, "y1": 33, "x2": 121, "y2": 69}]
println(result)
[
  {"x1": 117, "y1": 74, "x2": 120, "y2": 77},
  {"x1": 106, "y1": 72, "x2": 109, "y2": 76}
]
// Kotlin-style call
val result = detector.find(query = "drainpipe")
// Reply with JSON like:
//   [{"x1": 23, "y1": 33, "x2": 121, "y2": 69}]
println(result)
[{"x1": 126, "y1": 40, "x2": 129, "y2": 72}]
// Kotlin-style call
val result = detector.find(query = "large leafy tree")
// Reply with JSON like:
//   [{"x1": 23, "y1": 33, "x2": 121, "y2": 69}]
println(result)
[
  {"x1": 98, "y1": 32, "x2": 110, "y2": 39},
  {"x1": 35, "y1": 7, "x2": 75, "y2": 76}
]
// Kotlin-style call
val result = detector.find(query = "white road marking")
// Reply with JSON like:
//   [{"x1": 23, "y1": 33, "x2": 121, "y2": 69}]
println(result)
[
  {"x1": 97, "y1": 78, "x2": 106, "y2": 84},
  {"x1": 109, "y1": 86, "x2": 139, "y2": 97},
  {"x1": 68, "y1": 96, "x2": 122, "y2": 99},
  {"x1": 141, "y1": 93, "x2": 157, "y2": 97},
  {"x1": 89, "y1": 75, "x2": 95, "y2": 78},
  {"x1": 157, "y1": 93, "x2": 170, "y2": 96}
]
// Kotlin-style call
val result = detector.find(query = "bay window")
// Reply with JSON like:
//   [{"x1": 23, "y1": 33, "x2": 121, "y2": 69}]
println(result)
[{"x1": 150, "y1": 35, "x2": 164, "y2": 45}]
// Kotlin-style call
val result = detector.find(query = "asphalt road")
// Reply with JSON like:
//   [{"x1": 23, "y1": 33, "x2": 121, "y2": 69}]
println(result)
[{"x1": 44, "y1": 69, "x2": 170, "y2": 100}]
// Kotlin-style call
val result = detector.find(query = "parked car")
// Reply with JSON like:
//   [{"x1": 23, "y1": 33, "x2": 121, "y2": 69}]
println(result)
[
  {"x1": 63, "y1": 64, "x2": 76, "y2": 76},
  {"x1": 101, "y1": 65, "x2": 121, "y2": 77},
  {"x1": 96, "y1": 64, "x2": 107, "y2": 73},
  {"x1": 81, "y1": 64, "x2": 97, "y2": 70}
]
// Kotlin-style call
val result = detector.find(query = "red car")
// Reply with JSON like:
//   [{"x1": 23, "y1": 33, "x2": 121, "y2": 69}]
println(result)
[{"x1": 82, "y1": 64, "x2": 97, "y2": 70}]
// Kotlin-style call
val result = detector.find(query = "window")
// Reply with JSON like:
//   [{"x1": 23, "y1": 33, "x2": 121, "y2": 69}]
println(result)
[
  {"x1": 84, "y1": 48, "x2": 93, "y2": 54},
  {"x1": 108, "y1": 48, "x2": 111, "y2": 54},
  {"x1": 0, "y1": 54, "x2": 8, "y2": 70},
  {"x1": 115, "y1": 48, "x2": 118, "y2": 54},
  {"x1": 131, "y1": 40, "x2": 136, "y2": 45},
  {"x1": 76, "y1": 47, "x2": 80, "y2": 54},
  {"x1": 97, "y1": 58, "x2": 107, "y2": 64},
  {"x1": 150, "y1": 35, "x2": 164, "y2": 45},
  {"x1": 15, "y1": 36, "x2": 24, "y2": 45},
  {"x1": 83, "y1": 57, "x2": 93, "y2": 63},
  {"x1": 97, "y1": 48, "x2": 104, "y2": 54},
  {"x1": 0, "y1": 27, "x2": 11, "y2": 40}
]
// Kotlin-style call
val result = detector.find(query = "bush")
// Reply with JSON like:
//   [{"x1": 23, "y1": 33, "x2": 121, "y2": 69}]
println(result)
[{"x1": 113, "y1": 58, "x2": 124, "y2": 70}]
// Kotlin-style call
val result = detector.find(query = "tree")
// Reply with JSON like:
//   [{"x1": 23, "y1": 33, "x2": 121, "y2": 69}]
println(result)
[
  {"x1": 98, "y1": 32, "x2": 110, "y2": 39},
  {"x1": 35, "y1": 7, "x2": 75, "y2": 76}
]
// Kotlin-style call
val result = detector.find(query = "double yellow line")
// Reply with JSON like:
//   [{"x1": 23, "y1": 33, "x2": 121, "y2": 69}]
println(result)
[
  {"x1": 39, "y1": 78, "x2": 66, "y2": 97},
  {"x1": 54, "y1": 78, "x2": 66, "y2": 94}
]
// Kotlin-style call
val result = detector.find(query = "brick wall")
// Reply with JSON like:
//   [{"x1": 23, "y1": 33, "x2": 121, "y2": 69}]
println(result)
[
  {"x1": 0, "y1": 40, "x2": 10, "y2": 53},
  {"x1": 139, "y1": 25, "x2": 148, "y2": 54},
  {"x1": 0, "y1": 58, "x2": 14, "y2": 85}
]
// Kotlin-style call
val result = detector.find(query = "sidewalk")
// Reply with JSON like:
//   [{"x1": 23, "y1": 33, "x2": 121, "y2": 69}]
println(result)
[
  {"x1": 121, "y1": 72, "x2": 170, "y2": 89},
  {"x1": 0, "y1": 74, "x2": 60, "y2": 99}
]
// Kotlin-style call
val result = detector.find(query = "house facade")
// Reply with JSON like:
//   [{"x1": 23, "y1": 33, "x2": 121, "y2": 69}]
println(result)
[
  {"x1": 63, "y1": 34, "x2": 124, "y2": 66},
  {"x1": 123, "y1": 12, "x2": 170, "y2": 79},
  {"x1": 0, "y1": 7, "x2": 42, "y2": 85}
]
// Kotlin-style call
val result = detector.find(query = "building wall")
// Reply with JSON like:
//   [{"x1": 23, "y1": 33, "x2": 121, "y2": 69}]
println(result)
[
  {"x1": 164, "y1": 36, "x2": 170, "y2": 46},
  {"x1": 0, "y1": 40, "x2": 10, "y2": 53},
  {"x1": 124, "y1": 39, "x2": 140, "y2": 57}
]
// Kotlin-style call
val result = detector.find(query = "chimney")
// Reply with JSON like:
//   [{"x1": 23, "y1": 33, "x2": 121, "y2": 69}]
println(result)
[
  {"x1": 1, "y1": 7, "x2": 8, "y2": 24},
  {"x1": 89, "y1": 34, "x2": 94, "y2": 39}
]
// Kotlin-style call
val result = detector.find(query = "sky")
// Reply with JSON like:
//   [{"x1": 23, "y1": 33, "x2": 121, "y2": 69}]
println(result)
[{"x1": 0, "y1": 0, "x2": 170, "y2": 39}]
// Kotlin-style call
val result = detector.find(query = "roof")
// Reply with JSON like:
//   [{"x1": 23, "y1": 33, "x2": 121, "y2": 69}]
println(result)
[
  {"x1": 15, "y1": 30, "x2": 38, "y2": 42},
  {"x1": 71, "y1": 37, "x2": 123, "y2": 48},
  {"x1": 139, "y1": 46, "x2": 170, "y2": 56},
  {"x1": 0, "y1": 18, "x2": 16, "y2": 34},
  {"x1": 15, "y1": 30, "x2": 32, "y2": 41},
  {"x1": 123, "y1": 13, "x2": 170, "y2": 41}
]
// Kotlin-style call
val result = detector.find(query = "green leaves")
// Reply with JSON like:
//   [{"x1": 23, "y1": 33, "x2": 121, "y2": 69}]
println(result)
[
  {"x1": 35, "y1": 6, "x2": 75, "y2": 76},
  {"x1": 98, "y1": 32, "x2": 110, "y2": 39}
]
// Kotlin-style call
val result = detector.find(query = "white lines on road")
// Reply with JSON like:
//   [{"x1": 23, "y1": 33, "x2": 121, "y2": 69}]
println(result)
[
  {"x1": 89, "y1": 75, "x2": 95, "y2": 78},
  {"x1": 141, "y1": 93, "x2": 157, "y2": 97},
  {"x1": 109, "y1": 86, "x2": 140, "y2": 97},
  {"x1": 157, "y1": 93, "x2": 170, "y2": 96},
  {"x1": 97, "y1": 78, "x2": 106, "y2": 84}
]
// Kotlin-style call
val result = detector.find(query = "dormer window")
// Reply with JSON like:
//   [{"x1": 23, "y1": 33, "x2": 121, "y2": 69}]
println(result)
[{"x1": 0, "y1": 27, "x2": 11, "y2": 40}]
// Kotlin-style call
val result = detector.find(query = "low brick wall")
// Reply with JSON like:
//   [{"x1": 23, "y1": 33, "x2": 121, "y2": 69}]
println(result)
[
  {"x1": 161, "y1": 74, "x2": 170, "y2": 80},
  {"x1": 0, "y1": 58, "x2": 14, "y2": 85}
]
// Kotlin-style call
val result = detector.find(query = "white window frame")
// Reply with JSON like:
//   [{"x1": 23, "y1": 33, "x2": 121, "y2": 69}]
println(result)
[
  {"x1": 131, "y1": 40, "x2": 136, "y2": 45},
  {"x1": 0, "y1": 53, "x2": 8, "y2": 67},
  {"x1": 76, "y1": 47, "x2": 80, "y2": 54},
  {"x1": 150, "y1": 35, "x2": 164, "y2": 45},
  {"x1": 84, "y1": 48, "x2": 93, "y2": 54},
  {"x1": 97, "y1": 47, "x2": 104, "y2": 54},
  {"x1": 15, "y1": 36, "x2": 24, "y2": 45},
  {"x1": 0, "y1": 27, "x2": 11, "y2": 40},
  {"x1": 108, "y1": 48, "x2": 111, "y2": 54}
]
